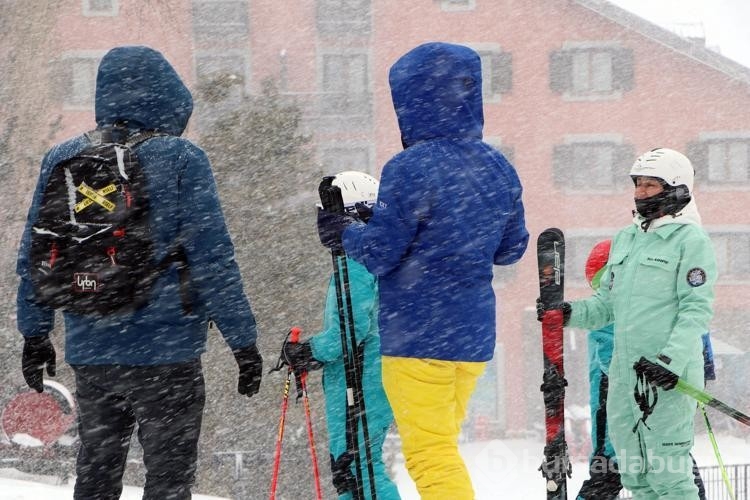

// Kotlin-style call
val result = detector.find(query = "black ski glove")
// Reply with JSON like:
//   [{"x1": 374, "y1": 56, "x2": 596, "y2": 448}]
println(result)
[
  {"x1": 22, "y1": 336, "x2": 56, "y2": 393},
  {"x1": 317, "y1": 208, "x2": 356, "y2": 251},
  {"x1": 633, "y1": 356, "x2": 678, "y2": 390},
  {"x1": 330, "y1": 451, "x2": 357, "y2": 495},
  {"x1": 281, "y1": 340, "x2": 322, "y2": 374},
  {"x1": 233, "y1": 344, "x2": 263, "y2": 398},
  {"x1": 577, "y1": 455, "x2": 622, "y2": 499},
  {"x1": 354, "y1": 202, "x2": 373, "y2": 223},
  {"x1": 536, "y1": 297, "x2": 571, "y2": 325}
]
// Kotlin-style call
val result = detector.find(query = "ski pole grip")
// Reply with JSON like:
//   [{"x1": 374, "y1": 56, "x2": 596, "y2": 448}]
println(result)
[
  {"x1": 289, "y1": 326, "x2": 302, "y2": 343},
  {"x1": 318, "y1": 176, "x2": 345, "y2": 214}
]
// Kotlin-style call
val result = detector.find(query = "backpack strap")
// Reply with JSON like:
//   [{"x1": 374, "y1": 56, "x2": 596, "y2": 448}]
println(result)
[
  {"x1": 85, "y1": 126, "x2": 167, "y2": 148},
  {"x1": 158, "y1": 245, "x2": 193, "y2": 315},
  {"x1": 124, "y1": 130, "x2": 168, "y2": 148}
]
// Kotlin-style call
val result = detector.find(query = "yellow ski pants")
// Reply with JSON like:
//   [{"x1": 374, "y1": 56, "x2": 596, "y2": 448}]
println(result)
[{"x1": 381, "y1": 356, "x2": 486, "y2": 500}]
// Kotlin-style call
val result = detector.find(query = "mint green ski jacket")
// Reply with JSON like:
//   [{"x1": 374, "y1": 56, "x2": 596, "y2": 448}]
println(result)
[{"x1": 569, "y1": 204, "x2": 716, "y2": 383}]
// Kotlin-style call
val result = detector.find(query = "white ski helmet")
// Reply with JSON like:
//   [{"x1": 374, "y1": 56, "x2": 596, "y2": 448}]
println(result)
[
  {"x1": 629, "y1": 147, "x2": 694, "y2": 196},
  {"x1": 330, "y1": 171, "x2": 379, "y2": 211}
]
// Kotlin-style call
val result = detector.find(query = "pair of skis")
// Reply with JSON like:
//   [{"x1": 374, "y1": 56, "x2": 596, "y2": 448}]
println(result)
[{"x1": 536, "y1": 228, "x2": 750, "y2": 500}]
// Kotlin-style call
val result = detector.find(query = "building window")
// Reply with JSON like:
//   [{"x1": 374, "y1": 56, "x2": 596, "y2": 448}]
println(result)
[
  {"x1": 192, "y1": 0, "x2": 249, "y2": 42},
  {"x1": 710, "y1": 230, "x2": 750, "y2": 281},
  {"x1": 688, "y1": 135, "x2": 750, "y2": 185},
  {"x1": 550, "y1": 44, "x2": 633, "y2": 100},
  {"x1": 319, "y1": 144, "x2": 371, "y2": 173},
  {"x1": 552, "y1": 137, "x2": 634, "y2": 191},
  {"x1": 58, "y1": 53, "x2": 101, "y2": 109},
  {"x1": 82, "y1": 0, "x2": 118, "y2": 16},
  {"x1": 440, "y1": 0, "x2": 476, "y2": 11},
  {"x1": 475, "y1": 49, "x2": 512, "y2": 102},
  {"x1": 317, "y1": 0, "x2": 371, "y2": 35},
  {"x1": 319, "y1": 52, "x2": 371, "y2": 118}
]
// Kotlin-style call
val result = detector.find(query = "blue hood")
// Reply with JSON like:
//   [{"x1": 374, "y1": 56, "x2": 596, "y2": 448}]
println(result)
[
  {"x1": 388, "y1": 42, "x2": 484, "y2": 147},
  {"x1": 95, "y1": 46, "x2": 192, "y2": 136}
]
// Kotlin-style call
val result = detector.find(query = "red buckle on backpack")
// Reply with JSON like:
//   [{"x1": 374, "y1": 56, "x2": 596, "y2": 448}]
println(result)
[{"x1": 107, "y1": 247, "x2": 117, "y2": 265}]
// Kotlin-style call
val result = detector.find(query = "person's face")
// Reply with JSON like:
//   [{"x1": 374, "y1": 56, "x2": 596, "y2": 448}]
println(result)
[{"x1": 633, "y1": 176, "x2": 664, "y2": 200}]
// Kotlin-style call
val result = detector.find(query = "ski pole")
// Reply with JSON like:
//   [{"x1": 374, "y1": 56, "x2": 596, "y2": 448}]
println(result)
[
  {"x1": 298, "y1": 358, "x2": 323, "y2": 499},
  {"x1": 700, "y1": 402, "x2": 737, "y2": 500},
  {"x1": 269, "y1": 330, "x2": 296, "y2": 500},
  {"x1": 675, "y1": 379, "x2": 750, "y2": 426},
  {"x1": 337, "y1": 253, "x2": 377, "y2": 500}
]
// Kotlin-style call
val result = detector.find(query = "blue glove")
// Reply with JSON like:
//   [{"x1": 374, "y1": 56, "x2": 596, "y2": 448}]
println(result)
[{"x1": 317, "y1": 208, "x2": 355, "y2": 251}]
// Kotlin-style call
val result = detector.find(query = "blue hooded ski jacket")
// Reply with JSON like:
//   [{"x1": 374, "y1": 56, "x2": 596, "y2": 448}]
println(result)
[
  {"x1": 343, "y1": 42, "x2": 529, "y2": 361},
  {"x1": 16, "y1": 45, "x2": 258, "y2": 365}
]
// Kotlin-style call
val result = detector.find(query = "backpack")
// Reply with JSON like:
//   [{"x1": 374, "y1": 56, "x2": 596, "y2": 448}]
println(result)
[{"x1": 28, "y1": 127, "x2": 189, "y2": 316}]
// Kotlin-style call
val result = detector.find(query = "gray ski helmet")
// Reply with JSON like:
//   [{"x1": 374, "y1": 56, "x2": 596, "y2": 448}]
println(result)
[
  {"x1": 330, "y1": 171, "x2": 379, "y2": 212},
  {"x1": 629, "y1": 148, "x2": 694, "y2": 200}
]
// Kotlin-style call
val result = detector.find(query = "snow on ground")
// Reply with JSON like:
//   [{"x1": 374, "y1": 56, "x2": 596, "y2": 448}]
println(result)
[
  {"x1": 0, "y1": 468, "x2": 229, "y2": 500},
  {"x1": 393, "y1": 432, "x2": 749, "y2": 500},
  {"x1": 0, "y1": 432, "x2": 746, "y2": 498}
]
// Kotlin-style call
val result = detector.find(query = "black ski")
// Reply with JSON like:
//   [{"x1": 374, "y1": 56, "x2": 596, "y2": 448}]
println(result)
[{"x1": 537, "y1": 228, "x2": 571, "y2": 500}]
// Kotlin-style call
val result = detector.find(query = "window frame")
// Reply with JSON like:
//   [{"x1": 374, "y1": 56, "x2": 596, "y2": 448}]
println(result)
[
  {"x1": 440, "y1": 0, "x2": 476, "y2": 12},
  {"x1": 688, "y1": 133, "x2": 750, "y2": 187},
  {"x1": 82, "y1": 0, "x2": 118, "y2": 16},
  {"x1": 469, "y1": 43, "x2": 512, "y2": 103},
  {"x1": 191, "y1": 0, "x2": 249, "y2": 42},
  {"x1": 552, "y1": 135, "x2": 634, "y2": 192},
  {"x1": 316, "y1": 0, "x2": 371, "y2": 35},
  {"x1": 550, "y1": 41, "x2": 633, "y2": 101},
  {"x1": 59, "y1": 51, "x2": 104, "y2": 110},
  {"x1": 318, "y1": 49, "x2": 372, "y2": 119},
  {"x1": 708, "y1": 227, "x2": 750, "y2": 282}
]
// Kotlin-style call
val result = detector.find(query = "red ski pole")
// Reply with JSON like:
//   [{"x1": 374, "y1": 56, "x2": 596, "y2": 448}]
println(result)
[
  {"x1": 268, "y1": 339, "x2": 294, "y2": 500},
  {"x1": 300, "y1": 369, "x2": 323, "y2": 500}
]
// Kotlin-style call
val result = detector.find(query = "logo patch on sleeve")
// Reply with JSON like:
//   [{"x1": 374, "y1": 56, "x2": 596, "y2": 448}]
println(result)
[{"x1": 686, "y1": 268, "x2": 707, "y2": 287}]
